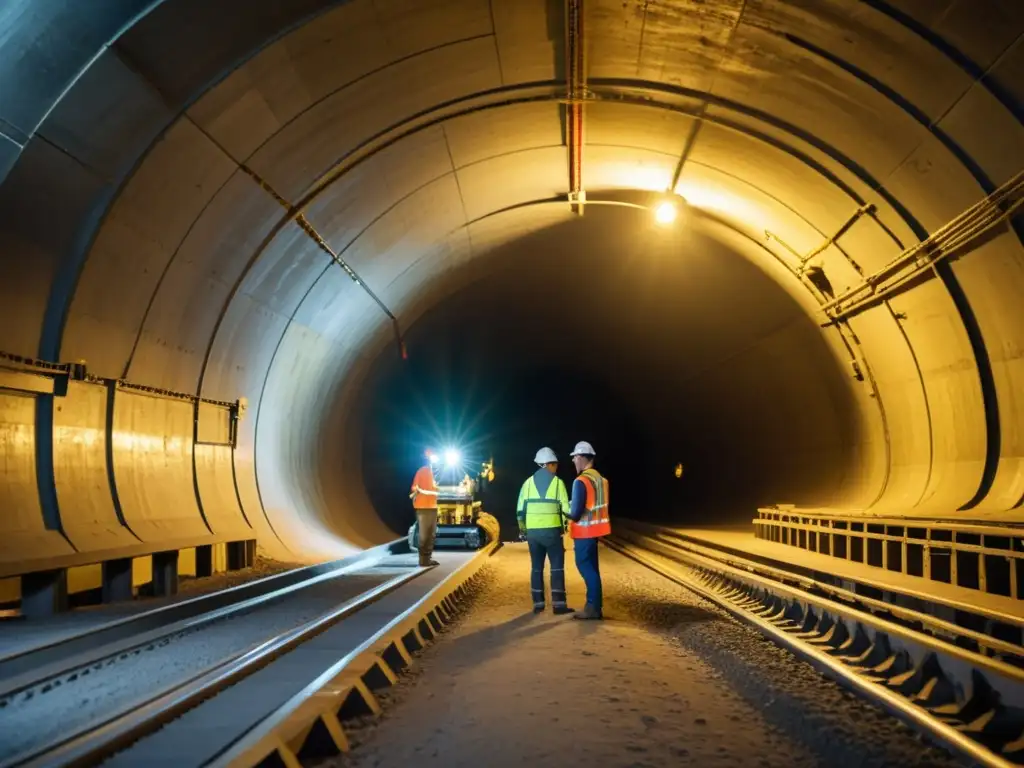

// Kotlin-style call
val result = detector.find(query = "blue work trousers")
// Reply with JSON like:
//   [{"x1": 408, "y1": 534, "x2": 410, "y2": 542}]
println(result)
[
  {"x1": 573, "y1": 537, "x2": 603, "y2": 612},
  {"x1": 527, "y1": 528, "x2": 567, "y2": 609}
]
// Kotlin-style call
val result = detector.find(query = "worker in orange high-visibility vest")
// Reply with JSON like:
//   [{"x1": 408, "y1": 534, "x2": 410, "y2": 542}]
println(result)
[
  {"x1": 410, "y1": 448, "x2": 440, "y2": 567},
  {"x1": 567, "y1": 441, "x2": 610, "y2": 620}
]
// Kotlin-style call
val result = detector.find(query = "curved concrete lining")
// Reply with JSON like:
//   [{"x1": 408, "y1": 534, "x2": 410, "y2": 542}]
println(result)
[{"x1": 0, "y1": 0, "x2": 1021, "y2": 573}]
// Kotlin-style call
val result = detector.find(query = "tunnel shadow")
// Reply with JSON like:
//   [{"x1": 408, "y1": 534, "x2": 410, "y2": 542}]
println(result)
[{"x1": 435, "y1": 610, "x2": 563, "y2": 668}]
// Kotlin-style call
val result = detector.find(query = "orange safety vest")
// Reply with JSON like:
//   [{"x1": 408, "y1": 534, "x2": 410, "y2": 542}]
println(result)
[
  {"x1": 570, "y1": 467, "x2": 610, "y2": 539},
  {"x1": 410, "y1": 465, "x2": 438, "y2": 510}
]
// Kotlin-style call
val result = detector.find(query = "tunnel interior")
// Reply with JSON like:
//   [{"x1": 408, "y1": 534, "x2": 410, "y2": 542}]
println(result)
[
  {"x1": 358, "y1": 207, "x2": 868, "y2": 539},
  {"x1": 0, "y1": 0, "x2": 1022, "y2": 586}
]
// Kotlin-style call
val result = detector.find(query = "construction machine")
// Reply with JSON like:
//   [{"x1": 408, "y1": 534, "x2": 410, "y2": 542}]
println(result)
[{"x1": 408, "y1": 452, "x2": 499, "y2": 551}]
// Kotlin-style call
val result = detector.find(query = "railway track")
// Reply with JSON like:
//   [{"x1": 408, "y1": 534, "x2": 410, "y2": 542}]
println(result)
[
  {"x1": 607, "y1": 520, "x2": 1024, "y2": 768},
  {"x1": 0, "y1": 542, "x2": 400, "y2": 694},
  {"x1": 0, "y1": 540, "x2": 497, "y2": 768}
]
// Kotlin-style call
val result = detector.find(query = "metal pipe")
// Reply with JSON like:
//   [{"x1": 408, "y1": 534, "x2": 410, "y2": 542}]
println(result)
[
  {"x1": 823, "y1": 171, "x2": 1024, "y2": 320},
  {"x1": 565, "y1": 0, "x2": 585, "y2": 214}
]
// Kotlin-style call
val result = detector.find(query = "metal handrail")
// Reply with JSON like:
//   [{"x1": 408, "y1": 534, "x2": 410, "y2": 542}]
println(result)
[
  {"x1": 758, "y1": 507, "x2": 1024, "y2": 539},
  {"x1": 628, "y1": 519, "x2": 1024, "y2": 630}
]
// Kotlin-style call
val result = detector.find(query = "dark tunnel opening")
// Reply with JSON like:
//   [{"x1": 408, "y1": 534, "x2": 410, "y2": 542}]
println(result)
[{"x1": 355, "y1": 208, "x2": 867, "y2": 542}]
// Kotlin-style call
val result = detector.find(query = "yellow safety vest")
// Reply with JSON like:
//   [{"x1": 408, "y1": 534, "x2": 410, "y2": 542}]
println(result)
[{"x1": 517, "y1": 474, "x2": 570, "y2": 530}]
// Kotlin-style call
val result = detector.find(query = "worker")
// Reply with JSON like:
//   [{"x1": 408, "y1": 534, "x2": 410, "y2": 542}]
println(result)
[
  {"x1": 567, "y1": 441, "x2": 610, "y2": 620},
  {"x1": 409, "y1": 448, "x2": 440, "y2": 567},
  {"x1": 516, "y1": 447, "x2": 574, "y2": 615}
]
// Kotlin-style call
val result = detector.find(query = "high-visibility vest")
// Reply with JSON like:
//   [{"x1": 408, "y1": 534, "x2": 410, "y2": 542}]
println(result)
[
  {"x1": 517, "y1": 474, "x2": 569, "y2": 530},
  {"x1": 410, "y1": 465, "x2": 438, "y2": 510},
  {"x1": 570, "y1": 468, "x2": 610, "y2": 539}
]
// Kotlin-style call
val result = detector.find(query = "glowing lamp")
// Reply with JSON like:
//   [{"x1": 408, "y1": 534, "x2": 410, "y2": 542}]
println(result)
[{"x1": 654, "y1": 200, "x2": 678, "y2": 225}]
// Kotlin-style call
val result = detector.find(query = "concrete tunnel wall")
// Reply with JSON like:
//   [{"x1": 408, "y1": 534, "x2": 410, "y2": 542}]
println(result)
[{"x1": 0, "y1": 0, "x2": 1022, "y2": 576}]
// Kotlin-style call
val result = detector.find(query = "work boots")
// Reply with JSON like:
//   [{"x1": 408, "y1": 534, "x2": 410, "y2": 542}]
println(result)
[
  {"x1": 573, "y1": 604, "x2": 602, "y2": 620},
  {"x1": 533, "y1": 605, "x2": 574, "y2": 615},
  {"x1": 420, "y1": 558, "x2": 440, "y2": 567}
]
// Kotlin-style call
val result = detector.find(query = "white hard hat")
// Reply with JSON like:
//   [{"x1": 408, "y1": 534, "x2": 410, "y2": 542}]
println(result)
[
  {"x1": 534, "y1": 447, "x2": 558, "y2": 465},
  {"x1": 570, "y1": 441, "x2": 596, "y2": 457}
]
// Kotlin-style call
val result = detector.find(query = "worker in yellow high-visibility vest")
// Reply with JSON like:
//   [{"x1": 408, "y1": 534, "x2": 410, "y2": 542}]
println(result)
[{"x1": 516, "y1": 447, "x2": 574, "y2": 614}]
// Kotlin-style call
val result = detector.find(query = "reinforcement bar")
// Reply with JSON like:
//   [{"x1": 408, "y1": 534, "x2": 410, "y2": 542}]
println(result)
[{"x1": 209, "y1": 541, "x2": 500, "y2": 767}]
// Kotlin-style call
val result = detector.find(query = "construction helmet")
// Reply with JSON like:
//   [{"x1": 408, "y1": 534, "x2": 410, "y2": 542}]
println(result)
[
  {"x1": 534, "y1": 447, "x2": 558, "y2": 465},
  {"x1": 570, "y1": 441, "x2": 596, "y2": 457}
]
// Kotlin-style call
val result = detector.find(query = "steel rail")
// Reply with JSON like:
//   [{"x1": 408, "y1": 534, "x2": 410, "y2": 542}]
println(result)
[
  {"x1": 0, "y1": 540, "x2": 402, "y2": 695},
  {"x1": 208, "y1": 541, "x2": 500, "y2": 768},
  {"x1": 629, "y1": 519, "x2": 1024, "y2": 636},
  {"x1": 606, "y1": 529, "x2": 1024, "y2": 768},
  {"x1": 2, "y1": 567, "x2": 425, "y2": 768},
  {"x1": 615, "y1": 528, "x2": 1024, "y2": 678}
]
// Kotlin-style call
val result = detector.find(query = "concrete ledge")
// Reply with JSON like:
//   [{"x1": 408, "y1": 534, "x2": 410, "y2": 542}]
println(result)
[
  {"x1": 212, "y1": 542, "x2": 498, "y2": 767},
  {"x1": 0, "y1": 536, "x2": 254, "y2": 580},
  {"x1": 8, "y1": 538, "x2": 257, "y2": 617}
]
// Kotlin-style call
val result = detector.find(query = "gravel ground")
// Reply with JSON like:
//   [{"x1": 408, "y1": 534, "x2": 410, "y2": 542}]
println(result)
[
  {"x1": 325, "y1": 544, "x2": 964, "y2": 768},
  {"x1": 173, "y1": 556, "x2": 304, "y2": 599},
  {"x1": 0, "y1": 557, "x2": 303, "y2": 657},
  {"x1": 0, "y1": 570, "x2": 392, "y2": 760}
]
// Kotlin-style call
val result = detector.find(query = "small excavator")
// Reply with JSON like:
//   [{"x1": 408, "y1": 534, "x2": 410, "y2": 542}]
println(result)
[{"x1": 408, "y1": 451, "x2": 498, "y2": 551}]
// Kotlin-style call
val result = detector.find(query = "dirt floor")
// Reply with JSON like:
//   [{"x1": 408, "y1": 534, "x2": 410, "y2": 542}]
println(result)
[{"x1": 326, "y1": 543, "x2": 962, "y2": 768}]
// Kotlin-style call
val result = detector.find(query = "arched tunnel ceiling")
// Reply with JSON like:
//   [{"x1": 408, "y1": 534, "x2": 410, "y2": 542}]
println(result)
[{"x1": 0, "y1": 0, "x2": 1022, "y2": 569}]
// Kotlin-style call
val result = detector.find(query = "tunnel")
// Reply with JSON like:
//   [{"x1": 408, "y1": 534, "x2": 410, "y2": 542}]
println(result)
[{"x1": 1, "y1": 0, "x2": 1023, "y2": 606}]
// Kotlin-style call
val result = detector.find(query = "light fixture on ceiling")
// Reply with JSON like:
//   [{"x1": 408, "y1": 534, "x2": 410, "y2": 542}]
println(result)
[{"x1": 654, "y1": 200, "x2": 678, "y2": 225}]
